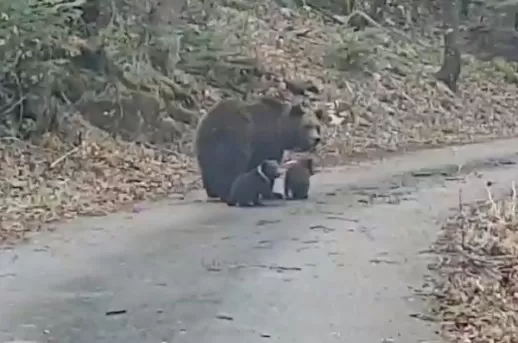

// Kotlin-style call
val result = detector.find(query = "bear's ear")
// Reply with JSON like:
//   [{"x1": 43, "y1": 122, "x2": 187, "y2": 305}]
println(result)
[
  {"x1": 289, "y1": 96, "x2": 306, "y2": 117},
  {"x1": 290, "y1": 104, "x2": 304, "y2": 117},
  {"x1": 315, "y1": 108, "x2": 325, "y2": 120},
  {"x1": 280, "y1": 101, "x2": 292, "y2": 117}
]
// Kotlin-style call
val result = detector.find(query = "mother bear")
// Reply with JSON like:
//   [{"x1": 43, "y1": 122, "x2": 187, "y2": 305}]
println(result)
[{"x1": 194, "y1": 96, "x2": 323, "y2": 202}]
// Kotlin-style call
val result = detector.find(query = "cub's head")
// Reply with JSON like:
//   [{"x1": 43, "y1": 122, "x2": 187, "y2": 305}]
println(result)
[
  {"x1": 286, "y1": 156, "x2": 315, "y2": 175},
  {"x1": 281, "y1": 99, "x2": 323, "y2": 152},
  {"x1": 260, "y1": 159, "x2": 281, "y2": 180}
]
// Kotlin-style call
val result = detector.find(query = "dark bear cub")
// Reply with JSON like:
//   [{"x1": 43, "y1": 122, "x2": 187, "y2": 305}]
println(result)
[
  {"x1": 227, "y1": 160, "x2": 281, "y2": 207},
  {"x1": 284, "y1": 156, "x2": 314, "y2": 200}
]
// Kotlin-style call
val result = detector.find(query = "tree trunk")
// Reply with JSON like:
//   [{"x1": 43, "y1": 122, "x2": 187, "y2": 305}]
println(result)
[
  {"x1": 460, "y1": 0, "x2": 470, "y2": 19},
  {"x1": 435, "y1": 0, "x2": 461, "y2": 93},
  {"x1": 370, "y1": 0, "x2": 387, "y2": 22},
  {"x1": 147, "y1": 0, "x2": 187, "y2": 27},
  {"x1": 350, "y1": 0, "x2": 386, "y2": 31},
  {"x1": 344, "y1": 0, "x2": 356, "y2": 15},
  {"x1": 411, "y1": 0, "x2": 419, "y2": 23}
]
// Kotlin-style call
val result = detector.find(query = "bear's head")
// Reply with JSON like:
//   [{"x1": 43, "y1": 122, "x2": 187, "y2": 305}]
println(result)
[{"x1": 281, "y1": 99, "x2": 323, "y2": 152}]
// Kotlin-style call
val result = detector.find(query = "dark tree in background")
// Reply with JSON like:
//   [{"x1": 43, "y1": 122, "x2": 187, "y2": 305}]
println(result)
[
  {"x1": 435, "y1": 0, "x2": 461, "y2": 92},
  {"x1": 460, "y1": 0, "x2": 470, "y2": 18}
]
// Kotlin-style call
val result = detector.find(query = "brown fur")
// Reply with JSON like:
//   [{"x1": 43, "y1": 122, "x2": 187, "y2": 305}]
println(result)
[
  {"x1": 195, "y1": 96, "x2": 322, "y2": 202},
  {"x1": 227, "y1": 160, "x2": 281, "y2": 207},
  {"x1": 284, "y1": 157, "x2": 314, "y2": 200}
]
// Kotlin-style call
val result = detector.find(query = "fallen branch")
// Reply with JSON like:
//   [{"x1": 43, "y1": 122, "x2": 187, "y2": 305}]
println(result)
[{"x1": 50, "y1": 146, "x2": 80, "y2": 169}]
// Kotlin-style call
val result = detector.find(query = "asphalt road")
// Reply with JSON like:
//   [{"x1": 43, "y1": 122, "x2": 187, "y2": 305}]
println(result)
[{"x1": 3, "y1": 138, "x2": 518, "y2": 343}]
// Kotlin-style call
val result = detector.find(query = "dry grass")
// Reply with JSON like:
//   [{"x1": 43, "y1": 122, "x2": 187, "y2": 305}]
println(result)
[{"x1": 430, "y1": 184, "x2": 518, "y2": 342}]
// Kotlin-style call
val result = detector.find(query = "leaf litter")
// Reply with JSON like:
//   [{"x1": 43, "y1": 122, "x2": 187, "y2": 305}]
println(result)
[
  {"x1": 0, "y1": 133, "x2": 199, "y2": 245},
  {"x1": 2, "y1": 1, "x2": 518, "y2": 247}
]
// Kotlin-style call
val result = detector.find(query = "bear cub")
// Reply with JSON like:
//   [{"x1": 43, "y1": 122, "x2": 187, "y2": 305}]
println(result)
[
  {"x1": 227, "y1": 160, "x2": 281, "y2": 207},
  {"x1": 284, "y1": 156, "x2": 314, "y2": 200}
]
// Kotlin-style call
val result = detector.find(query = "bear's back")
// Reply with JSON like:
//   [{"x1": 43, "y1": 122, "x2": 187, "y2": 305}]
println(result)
[
  {"x1": 245, "y1": 97, "x2": 291, "y2": 135},
  {"x1": 195, "y1": 98, "x2": 254, "y2": 151},
  {"x1": 198, "y1": 99, "x2": 251, "y2": 133}
]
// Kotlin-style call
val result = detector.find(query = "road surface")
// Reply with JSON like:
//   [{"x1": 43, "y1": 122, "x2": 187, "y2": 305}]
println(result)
[{"x1": 3, "y1": 138, "x2": 518, "y2": 343}]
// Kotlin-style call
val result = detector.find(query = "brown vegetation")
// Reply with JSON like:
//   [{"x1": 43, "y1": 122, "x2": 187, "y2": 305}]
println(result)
[{"x1": 429, "y1": 186, "x2": 518, "y2": 342}]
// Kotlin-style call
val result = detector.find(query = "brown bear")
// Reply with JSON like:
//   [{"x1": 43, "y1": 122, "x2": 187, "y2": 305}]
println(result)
[
  {"x1": 194, "y1": 96, "x2": 322, "y2": 202},
  {"x1": 226, "y1": 159, "x2": 281, "y2": 207},
  {"x1": 284, "y1": 156, "x2": 315, "y2": 200}
]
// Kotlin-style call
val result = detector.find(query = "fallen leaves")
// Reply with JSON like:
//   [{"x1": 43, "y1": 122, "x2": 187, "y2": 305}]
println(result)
[
  {"x1": 0, "y1": 134, "x2": 200, "y2": 245},
  {"x1": 430, "y1": 185, "x2": 518, "y2": 343}
]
